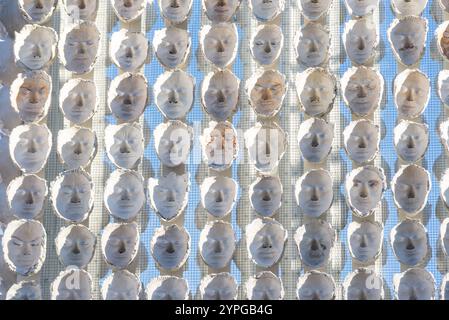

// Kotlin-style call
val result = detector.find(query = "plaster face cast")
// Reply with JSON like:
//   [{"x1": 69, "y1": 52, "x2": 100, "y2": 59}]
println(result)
[
  {"x1": 153, "y1": 27, "x2": 191, "y2": 70},
  {"x1": 10, "y1": 71, "x2": 52, "y2": 123},
  {"x1": 6, "y1": 281, "x2": 42, "y2": 300},
  {"x1": 146, "y1": 276, "x2": 189, "y2": 300},
  {"x1": 250, "y1": 25, "x2": 284, "y2": 66},
  {"x1": 2, "y1": 219, "x2": 46, "y2": 276},
  {"x1": 200, "y1": 23, "x2": 238, "y2": 69},
  {"x1": 348, "y1": 221, "x2": 382, "y2": 264},
  {"x1": 438, "y1": 70, "x2": 449, "y2": 106},
  {"x1": 341, "y1": 67, "x2": 383, "y2": 117},
  {"x1": 199, "y1": 220, "x2": 235, "y2": 269},
  {"x1": 247, "y1": 69, "x2": 287, "y2": 117},
  {"x1": 159, "y1": 0, "x2": 192, "y2": 24},
  {"x1": 249, "y1": 175, "x2": 282, "y2": 217},
  {"x1": 110, "y1": 30, "x2": 148, "y2": 72},
  {"x1": 10, "y1": 124, "x2": 52, "y2": 174},
  {"x1": 154, "y1": 121, "x2": 193, "y2": 167},
  {"x1": 7, "y1": 174, "x2": 47, "y2": 220},
  {"x1": 394, "y1": 120, "x2": 429, "y2": 163},
  {"x1": 246, "y1": 218, "x2": 288, "y2": 268},
  {"x1": 104, "y1": 169, "x2": 145, "y2": 221},
  {"x1": 295, "y1": 23, "x2": 330, "y2": 67},
  {"x1": 441, "y1": 218, "x2": 449, "y2": 257},
  {"x1": 441, "y1": 0, "x2": 449, "y2": 12},
  {"x1": 344, "y1": 0, "x2": 378, "y2": 17},
  {"x1": 105, "y1": 123, "x2": 144, "y2": 169},
  {"x1": 202, "y1": 0, "x2": 240, "y2": 22},
  {"x1": 108, "y1": 73, "x2": 148, "y2": 122},
  {"x1": 147, "y1": 172, "x2": 189, "y2": 222},
  {"x1": 59, "y1": 22, "x2": 101, "y2": 74},
  {"x1": 14, "y1": 24, "x2": 58, "y2": 71},
  {"x1": 391, "y1": 219, "x2": 428, "y2": 266},
  {"x1": 101, "y1": 222, "x2": 139, "y2": 269},
  {"x1": 392, "y1": 164, "x2": 430, "y2": 216},
  {"x1": 388, "y1": 16, "x2": 427, "y2": 66},
  {"x1": 249, "y1": 0, "x2": 284, "y2": 21},
  {"x1": 111, "y1": 0, "x2": 146, "y2": 22},
  {"x1": 296, "y1": 271, "x2": 336, "y2": 300},
  {"x1": 154, "y1": 70, "x2": 195, "y2": 120},
  {"x1": 151, "y1": 224, "x2": 190, "y2": 271},
  {"x1": 345, "y1": 166, "x2": 386, "y2": 218},
  {"x1": 343, "y1": 119, "x2": 380, "y2": 164},
  {"x1": 59, "y1": 78, "x2": 97, "y2": 124},
  {"x1": 201, "y1": 70, "x2": 240, "y2": 121},
  {"x1": 394, "y1": 69, "x2": 430, "y2": 119},
  {"x1": 199, "y1": 273, "x2": 238, "y2": 300},
  {"x1": 200, "y1": 176, "x2": 237, "y2": 218},
  {"x1": 51, "y1": 169, "x2": 94, "y2": 223},
  {"x1": 393, "y1": 268, "x2": 435, "y2": 300},
  {"x1": 246, "y1": 271, "x2": 284, "y2": 300},
  {"x1": 391, "y1": 0, "x2": 428, "y2": 16},
  {"x1": 57, "y1": 127, "x2": 97, "y2": 170},
  {"x1": 51, "y1": 269, "x2": 92, "y2": 300},
  {"x1": 101, "y1": 270, "x2": 141, "y2": 300},
  {"x1": 297, "y1": 117, "x2": 334, "y2": 164},
  {"x1": 343, "y1": 269, "x2": 384, "y2": 300},
  {"x1": 295, "y1": 169, "x2": 333, "y2": 218},
  {"x1": 18, "y1": 0, "x2": 57, "y2": 24},
  {"x1": 343, "y1": 18, "x2": 378, "y2": 66},
  {"x1": 296, "y1": 68, "x2": 337, "y2": 117},
  {"x1": 55, "y1": 224, "x2": 96, "y2": 268},
  {"x1": 63, "y1": 0, "x2": 98, "y2": 21},
  {"x1": 298, "y1": 0, "x2": 332, "y2": 21}
]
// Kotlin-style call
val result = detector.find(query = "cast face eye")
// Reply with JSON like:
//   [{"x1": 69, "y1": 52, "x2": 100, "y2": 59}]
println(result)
[{"x1": 368, "y1": 179, "x2": 379, "y2": 188}]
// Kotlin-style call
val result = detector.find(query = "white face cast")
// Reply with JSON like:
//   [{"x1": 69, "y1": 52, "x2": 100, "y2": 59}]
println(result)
[
  {"x1": 151, "y1": 225, "x2": 190, "y2": 271},
  {"x1": 345, "y1": 0, "x2": 378, "y2": 17},
  {"x1": 104, "y1": 170, "x2": 145, "y2": 221},
  {"x1": 199, "y1": 273, "x2": 238, "y2": 300},
  {"x1": 348, "y1": 221, "x2": 382, "y2": 263},
  {"x1": 250, "y1": 25, "x2": 284, "y2": 66},
  {"x1": 10, "y1": 124, "x2": 52, "y2": 174},
  {"x1": 343, "y1": 18, "x2": 378, "y2": 65},
  {"x1": 441, "y1": 219, "x2": 449, "y2": 257},
  {"x1": 55, "y1": 224, "x2": 96, "y2": 268},
  {"x1": 295, "y1": 23, "x2": 330, "y2": 67},
  {"x1": 297, "y1": 118, "x2": 334, "y2": 163},
  {"x1": 200, "y1": 23, "x2": 238, "y2": 69},
  {"x1": 51, "y1": 169, "x2": 94, "y2": 223},
  {"x1": 246, "y1": 218, "x2": 287, "y2": 268},
  {"x1": 19, "y1": 0, "x2": 57, "y2": 23},
  {"x1": 154, "y1": 70, "x2": 194, "y2": 120},
  {"x1": 391, "y1": 219, "x2": 428, "y2": 266},
  {"x1": 105, "y1": 123, "x2": 144, "y2": 169},
  {"x1": 146, "y1": 276, "x2": 189, "y2": 300},
  {"x1": 295, "y1": 169, "x2": 333, "y2": 218},
  {"x1": 388, "y1": 17, "x2": 427, "y2": 66},
  {"x1": 110, "y1": 30, "x2": 148, "y2": 72},
  {"x1": 159, "y1": 0, "x2": 192, "y2": 23},
  {"x1": 7, "y1": 174, "x2": 47, "y2": 219},
  {"x1": 153, "y1": 27, "x2": 190, "y2": 70},
  {"x1": 343, "y1": 269, "x2": 384, "y2": 300},
  {"x1": 250, "y1": 175, "x2": 282, "y2": 217},
  {"x1": 394, "y1": 121, "x2": 428, "y2": 163},
  {"x1": 57, "y1": 127, "x2": 97, "y2": 170},
  {"x1": 201, "y1": 176, "x2": 237, "y2": 218},
  {"x1": 394, "y1": 268, "x2": 435, "y2": 300},
  {"x1": 6, "y1": 281, "x2": 42, "y2": 300},
  {"x1": 298, "y1": 0, "x2": 332, "y2": 20},
  {"x1": 438, "y1": 70, "x2": 449, "y2": 105},
  {"x1": 391, "y1": 0, "x2": 428, "y2": 16},
  {"x1": 394, "y1": 69, "x2": 430, "y2": 119},
  {"x1": 345, "y1": 166, "x2": 386, "y2": 217},
  {"x1": 51, "y1": 269, "x2": 92, "y2": 300},
  {"x1": 199, "y1": 221, "x2": 235, "y2": 269},
  {"x1": 202, "y1": 0, "x2": 240, "y2": 22},
  {"x1": 112, "y1": 0, "x2": 146, "y2": 22},
  {"x1": 392, "y1": 165, "x2": 430, "y2": 215},
  {"x1": 296, "y1": 271, "x2": 335, "y2": 300},
  {"x1": 201, "y1": 121, "x2": 238, "y2": 171},
  {"x1": 101, "y1": 222, "x2": 139, "y2": 269},
  {"x1": 343, "y1": 120, "x2": 380, "y2": 164},
  {"x1": 154, "y1": 121, "x2": 193, "y2": 167},
  {"x1": 441, "y1": 0, "x2": 449, "y2": 12},
  {"x1": 2, "y1": 219, "x2": 46, "y2": 276},
  {"x1": 246, "y1": 271, "x2": 284, "y2": 300},
  {"x1": 102, "y1": 270, "x2": 140, "y2": 300},
  {"x1": 59, "y1": 78, "x2": 97, "y2": 124},
  {"x1": 249, "y1": 0, "x2": 284, "y2": 21},
  {"x1": 63, "y1": 0, "x2": 98, "y2": 21}
]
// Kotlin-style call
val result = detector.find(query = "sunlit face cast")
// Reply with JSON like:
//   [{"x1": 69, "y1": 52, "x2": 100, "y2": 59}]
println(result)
[
  {"x1": 343, "y1": 120, "x2": 380, "y2": 163},
  {"x1": 392, "y1": 164, "x2": 430, "y2": 215},
  {"x1": 348, "y1": 221, "x2": 382, "y2": 264},
  {"x1": 440, "y1": 219, "x2": 449, "y2": 257},
  {"x1": 440, "y1": 170, "x2": 449, "y2": 210},
  {"x1": 201, "y1": 121, "x2": 238, "y2": 171},
  {"x1": 202, "y1": 0, "x2": 240, "y2": 22},
  {"x1": 345, "y1": 0, "x2": 378, "y2": 17},
  {"x1": 57, "y1": 127, "x2": 97, "y2": 170},
  {"x1": 51, "y1": 269, "x2": 92, "y2": 300},
  {"x1": 394, "y1": 268, "x2": 435, "y2": 300},
  {"x1": 440, "y1": 274, "x2": 449, "y2": 300},
  {"x1": 200, "y1": 176, "x2": 237, "y2": 218},
  {"x1": 7, "y1": 174, "x2": 47, "y2": 219},
  {"x1": 146, "y1": 276, "x2": 189, "y2": 300},
  {"x1": 110, "y1": 30, "x2": 148, "y2": 72},
  {"x1": 394, "y1": 120, "x2": 428, "y2": 163},
  {"x1": 154, "y1": 70, "x2": 195, "y2": 120},
  {"x1": 391, "y1": 219, "x2": 428, "y2": 266},
  {"x1": 111, "y1": 0, "x2": 146, "y2": 22},
  {"x1": 153, "y1": 27, "x2": 191, "y2": 69},
  {"x1": 295, "y1": 169, "x2": 333, "y2": 218},
  {"x1": 391, "y1": 0, "x2": 428, "y2": 16},
  {"x1": 250, "y1": 25, "x2": 284, "y2": 66},
  {"x1": 250, "y1": 175, "x2": 282, "y2": 217},
  {"x1": 105, "y1": 123, "x2": 144, "y2": 169},
  {"x1": 298, "y1": 0, "x2": 332, "y2": 21},
  {"x1": 199, "y1": 273, "x2": 238, "y2": 300},
  {"x1": 246, "y1": 218, "x2": 287, "y2": 268},
  {"x1": 2, "y1": 219, "x2": 46, "y2": 276},
  {"x1": 394, "y1": 69, "x2": 430, "y2": 119},
  {"x1": 101, "y1": 222, "x2": 139, "y2": 269},
  {"x1": 246, "y1": 271, "x2": 284, "y2": 300},
  {"x1": 249, "y1": 0, "x2": 284, "y2": 21},
  {"x1": 200, "y1": 23, "x2": 238, "y2": 69},
  {"x1": 345, "y1": 166, "x2": 386, "y2": 217},
  {"x1": 18, "y1": 0, "x2": 57, "y2": 24},
  {"x1": 51, "y1": 169, "x2": 94, "y2": 223},
  {"x1": 10, "y1": 124, "x2": 52, "y2": 174},
  {"x1": 343, "y1": 18, "x2": 378, "y2": 65},
  {"x1": 147, "y1": 172, "x2": 189, "y2": 221},
  {"x1": 438, "y1": 70, "x2": 449, "y2": 105},
  {"x1": 343, "y1": 269, "x2": 384, "y2": 300},
  {"x1": 101, "y1": 270, "x2": 140, "y2": 300},
  {"x1": 6, "y1": 281, "x2": 41, "y2": 300},
  {"x1": 441, "y1": 0, "x2": 449, "y2": 12},
  {"x1": 63, "y1": 0, "x2": 98, "y2": 21},
  {"x1": 388, "y1": 16, "x2": 427, "y2": 66},
  {"x1": 59, "y1": 78, "x2": 97, "y2": 124},
  {"x1": 55, "y1": 224, "x2": 96, "y2": 268},
  {"x1": 296, "y1": 271, "x2": 336, "y2": 300},
  {"x1": 199, "y1": 221, "x2": 236, "y2": 269},
  {"x1": 295, "y1": 23, "x2": 330, "y2": 67},
  {"x1": 104, "y1": 169, "x2": 145, "y2": 221},
  {"x1": 159, "y1": 0, "x2": 192, "y2": 23},
  {"x1": 153, "y1": 121, "x2": 193, "y2": 167},
  {"x1": 151, "y1": 224, "x2": 190, "y2": 271},
  {"x1": 297, "y1": 117, "x2": 334, "y2": 163}
]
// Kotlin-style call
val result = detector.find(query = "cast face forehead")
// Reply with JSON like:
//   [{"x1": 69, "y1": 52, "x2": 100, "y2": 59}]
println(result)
[
  {"x1": 295, "y1": 22, "x2": 330, "y2": 68},
  {"x1": 391, "y1": 0, "x2": 428, "y2": 16},
  {"x1": 101, "y1": 270, "x2": 141, "y2": 300},
  {"x1": 298, "y1": 0, "x2": 332, "y2": 21},
  {"x1": 246, "y1": 271, "x2": 284, "y2": 300},
  {"x1": 51, "y1": 268, "x2": 92, "y2": 300},
  {"x1": 250, "y1": 24, "x2": 284, "y2": 66},
  {"x1": 249, "y1": 0, "x2": 284, "y2": 21},
  {"x1": 146, "y1": 275, "x2": 189, "y2": 300},
  {"x1": 63, "y1": 0, "x2": 99, "y2": 21},
  {"x1": 159, "y1": 0, "x2": 193, "y2": 23},
  {"x1": 110, "y1": 30, "x2": 148, "y2": 72},
  {"x1": 112, "y1": 0, "x2": 146, "y2": 22},
  {"x1": 394, "y1": 267, "x2": 435, "y2": 300},
  {"x1": 343, "y1": 18, "x2": 378, "y2": 66},
  {"x1": 438, "y1": 70, "x2": 449, "y2": 105},
  {"x1": 202, "y1": 0, "x2": 241, "y2": 23},
  {"x1": 199, "y1": 272, "x2": 238, "y2": 300},
  {"x1": 200, "y1": 23, "x2": 238, "y2": 69},
  {"x1": 345, "y1": 0, "x2": 379, "y2": 17},
  {"x1": 153, "y1": 27, "x2": 191, "y2": 70},
  {"x1": 6, "y1": 280, "x2": 42, "y2": 300},
  {"x1": 296, "y1": 271, "x2": 336, "y2": 300},
  {"x1": 18, "y1": 0, "x2": 57, "y2": 24},
  {"x1": 343, "y1": 268, "x2": 384, "y2": 300}
]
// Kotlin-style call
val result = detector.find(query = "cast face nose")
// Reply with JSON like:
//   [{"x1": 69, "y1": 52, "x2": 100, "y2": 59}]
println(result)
[
  {"x1": 407, "y1": 186, "x2": 415, "y2": 199},
  {"x1": 311, "y1": 134, "x2": 319, "y2": 148},
  {"x1": 264, "y1": 42, "x2": 271, "y2": 54},
  {"x1": 118, "y1": 241, "x2": 126, "y2": 254},
  {"x1": 78, "y1": 0, "x2": 86, "y2": 10},
  {"x1": 310, "y1": 238, "x2": 319, "y2": 251},
  {"x1": 358, "y1": 136, "x2": 367, "y2": 149},
  {"x1": 406, "y1": 238, "x2": 415, "y2": 251},
  {"x1": 215, "y1": 190, "x2": 224, "y2": 203},
  {"x1": 262, "y1": 190, "x2": 271, "y2": 201},
  {"x1": 71, "y1": 190, "x2": 81, "y2": 203},
  {"x1": 216, "y1": 41, "x2": 225, "y2": 53},
  {"x1": 407, "y1": 136, "x2": 415, "y2": 149},
  {"x1": 35, "y1": 0, "x2": 44, "y2": 9},
  {"x1": 120, "y1": 140, "x2": 131, "y2": 153},
  {"x1": 125, "y1": 47, "x2": 133, "y2": 58},
  {"x1": 262, "y1": 235, "x2": 272, "y2": 249},
  {"x1": 359, "y1": 184, "x2": 368, "y2": 199},
  {"x1": 357, "y1": 38, "x2": 365, "y2": 51},
  {"x1": 309, "y1": 40, "x2": 318, "y2": 53},
  {"x1": 169, "y1": 44, "x2": 177, "y2": 55},
  {"x1": 25, "y1": 191, "x2": 34, "y2": 205},
  {"x1": 261, "y1": 88, "x2": 272, "y2": 100},
  {"x1": 72, "y1": 242, "x2": 81, "y2": 255},
  {"x1": 28, "y1": 139, "x2": 37, "y2": 153},
  {"x1": 166, "y1": 242, "x2": 175, "y2": 254},
  {"x1": 216, "y1": 89, "x2": 225, "y2": 103},
  {"x1": 213, "y1": 240, "x2": 223, "y2": 253},
  {"x1": 124, "y1": 0, "x2": 133, "y2": 8},
  {"x1": 310, "y1": 187, "x2": 319, "y2": 202},
  {"x1": 73, "y1": 141, "x2": 83, "y2": 155}
]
